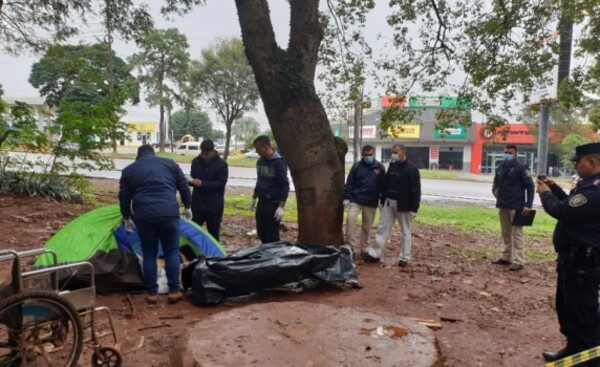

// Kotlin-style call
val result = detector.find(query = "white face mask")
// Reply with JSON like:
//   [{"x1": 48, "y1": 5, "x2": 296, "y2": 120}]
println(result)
[{"x1": 391, "y1": 153, "x2": 400, "y2": 162}]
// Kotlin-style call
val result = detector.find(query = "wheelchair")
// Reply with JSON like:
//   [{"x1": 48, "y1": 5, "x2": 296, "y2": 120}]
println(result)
[{"x1": 0, "y1": 249, "x2": 121, "y2": 367}]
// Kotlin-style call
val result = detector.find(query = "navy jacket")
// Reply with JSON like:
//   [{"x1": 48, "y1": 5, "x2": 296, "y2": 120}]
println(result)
[
  {"x1": 540, "y1": 172, "x2": 600, "y2": 252},
  {"x1": 254, "y1": 151, "x2": 289, "y2": 203},
  {"x1": 190, "y1": 152, "x2": 228, "y2": 212},
  {"x1": 119, "y1": 151, "x2": 191, "y2": 220},
  {"x1": 492, "y1": 160, "x2": 535, "y2": 210},
  {"x1": 382, "y1": 159, "x2": 421, "y2": 213},
  {"x1": 344, "y1": 159, "x2": 385, "y2": 207}
]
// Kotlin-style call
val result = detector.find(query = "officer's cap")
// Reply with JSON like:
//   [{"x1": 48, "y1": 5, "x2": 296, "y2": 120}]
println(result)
[{"x1": 571, "y1": 142, "x2": 600, "y2": 161}]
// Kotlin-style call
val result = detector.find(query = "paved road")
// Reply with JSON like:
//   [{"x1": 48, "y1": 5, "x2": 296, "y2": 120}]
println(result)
[{"x1": 7, "y1": 153, "x2": 542, "y2": 207}]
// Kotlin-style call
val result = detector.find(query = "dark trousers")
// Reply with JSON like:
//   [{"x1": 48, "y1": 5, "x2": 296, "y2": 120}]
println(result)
[
  {"x1": 135, "y1": 217, "x2": 181, "y2": 295},
  {"x1": 556, "y1": 249, "x2": 600, "y2": 365},
  {"x1": 192, "y1": 208, "x2": 223, "y2": 242},
  {"x1": 256, "y1": 200, "x2": 280, "y2": 243}
]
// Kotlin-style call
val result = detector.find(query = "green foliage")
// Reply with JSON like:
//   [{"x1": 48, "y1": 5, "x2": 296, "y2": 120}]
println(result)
[
  {"x1": 170, "y1": 109, "x2": 214, "y2": 141},
  {"x1": 560, "y1": 134, "x2": 591, "y2": 167},
  {"x1": 192, "y1": 37, "x2": 260, "y2": 159},
  {"x1": 0, "y1": 101, "x2": 48, "y2": 150},
  {"x1": 232, "y1": 117, "x2": 260, "y2": 150}
]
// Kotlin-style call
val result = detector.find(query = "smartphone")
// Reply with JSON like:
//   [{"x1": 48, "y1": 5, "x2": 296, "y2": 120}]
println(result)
[{"x1": 537, "y1": 175, "x2": 546, "y2": 180}]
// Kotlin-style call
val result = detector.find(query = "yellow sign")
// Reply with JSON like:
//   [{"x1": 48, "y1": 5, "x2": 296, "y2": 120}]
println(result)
[
  {"x1": 388, "y1": 125, "x2": 420, "y2": 138},
  {"x1": 127, "y1": 122, "x2": 156, "y2": 132}
]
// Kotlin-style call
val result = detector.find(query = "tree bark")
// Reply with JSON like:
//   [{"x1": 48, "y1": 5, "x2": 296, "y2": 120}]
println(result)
[{"x1": 236, "y1": 0, "x2": 344, "y2": 246}]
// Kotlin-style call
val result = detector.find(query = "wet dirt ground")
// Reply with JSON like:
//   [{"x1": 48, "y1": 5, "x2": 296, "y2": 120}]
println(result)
[{"x1": 0, "y1": 178, "x2": 563, "y2": 366}]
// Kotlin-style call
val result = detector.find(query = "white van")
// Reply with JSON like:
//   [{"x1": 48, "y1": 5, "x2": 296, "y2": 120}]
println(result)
[{"x1": 176, "y1": 142, "x2": 201, "y2": 155}]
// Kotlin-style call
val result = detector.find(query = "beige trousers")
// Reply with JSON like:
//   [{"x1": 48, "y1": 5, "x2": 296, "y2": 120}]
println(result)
[
  {"x1": 345, "y1": 203, "x2": 377, "y2": 253},
  {"x1": 498, "y1": 208, "x2": 525, "y2": 264}
]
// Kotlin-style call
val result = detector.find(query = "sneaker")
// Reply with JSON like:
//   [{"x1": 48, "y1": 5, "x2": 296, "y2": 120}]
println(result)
[
  {"x1": 167, "y1": 292, "x2": 184, "y2": 304},
  {"x1": 509, "y1": 263, "x2": 524, "y2": 271},
  {"x1": 361, "y1": 251, "x2": 380, "y2": 263},
  {"x1": 491, "y1": 258, "x2": 511, "y2": 265},
  {"x1": 340, "y1": 245, "x2": 353, "y2": 259},
  {"x1": 146, "y1": 295, "x2": 159, "y2": 305},
  {"x1": 397, "y1": 259, "x2": 409, "y2": 267}
]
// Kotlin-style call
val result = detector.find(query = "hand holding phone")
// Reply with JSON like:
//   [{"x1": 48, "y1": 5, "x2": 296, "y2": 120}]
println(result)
[{"x1": 537, "y1": 175, "x2": 547, "y2": 181}]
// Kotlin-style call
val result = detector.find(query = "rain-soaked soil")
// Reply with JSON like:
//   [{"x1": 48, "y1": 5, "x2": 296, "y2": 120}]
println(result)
[{"x1": 0, "y1": 178, "x2": 563, "y2": 367}]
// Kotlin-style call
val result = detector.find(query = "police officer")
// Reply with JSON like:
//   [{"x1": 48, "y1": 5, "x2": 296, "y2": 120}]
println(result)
[
  {"x1": 537, "y1": 142, "x2": 600, "y2": 365},
  {"x1": 491, "y1": 144, "x2": 535, "y2": 270}
]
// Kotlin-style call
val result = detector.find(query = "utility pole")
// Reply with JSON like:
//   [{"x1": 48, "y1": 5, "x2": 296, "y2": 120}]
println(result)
[{"x1": 104, "y1": 1, "x2": 117, "y2": 152}]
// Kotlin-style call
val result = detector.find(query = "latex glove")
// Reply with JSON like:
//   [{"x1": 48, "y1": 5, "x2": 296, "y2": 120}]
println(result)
[
  {"x1": 343, "y1": 199, "x2": 350, "y2": 208},
  {"x1": 274, "y1": 207, "x2": 284, "y2": 221},
  {"x1": 183, "y1": 208, "x2": 192, "y2": 220},
  {"x1": 123, "y1": 218, "x2": 135, "y2": 233},
  {"x1": 409, "y1": 212, "x2": 417, "y2": 220},
  {"x1": 249, "y1": 198, "x2": 257, "y2": 211}
]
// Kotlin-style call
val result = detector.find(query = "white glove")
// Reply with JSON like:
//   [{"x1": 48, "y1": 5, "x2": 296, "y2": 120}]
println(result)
[
  {"x1": 409, "y1": 211, "x2": 417, "y2": 219},
  {"x1": 343, "y1": 199, "x2": 350, "y2": 208},
  {"x1": 183, "y1": 208, "x2": 192, "y2": 220},
  {"x1": 123, "y1": 218, "x2": 135, "y2": 233},
  {"x1": 274, "y1": 207, "x2": 284, "y2": 221},
  {"x1": 249, "y1": 198, "x2": 257, "y2": 211}
]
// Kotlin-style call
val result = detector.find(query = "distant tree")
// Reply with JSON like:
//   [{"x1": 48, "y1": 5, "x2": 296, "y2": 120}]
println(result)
[
  {"x1": 192, "y1": 37, "x2": 260, "y2": 160},
  {"x1": 170, "y1": 109, "x2": 213, "y2": 141},
  {"x1": 560, "y1": 134, "x2": 591, "y2": 167},
  {"x1": 129, "y1": 28, "x2": 190, "y2": 152},
  {"x1": 232, "y1": 116, "x2": 259, "y2": 150},
  {"x1": 0, "y1": 100, "x2": 47, "y2": 150}
]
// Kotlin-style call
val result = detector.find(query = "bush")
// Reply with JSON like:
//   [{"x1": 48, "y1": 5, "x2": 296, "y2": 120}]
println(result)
[{"x1": 0, "y1": 169, "x2": 83, "y2": 203}]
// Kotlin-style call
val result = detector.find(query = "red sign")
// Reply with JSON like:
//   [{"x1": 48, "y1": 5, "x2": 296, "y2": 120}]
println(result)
[
  {"x1": 380, "y1": 95, "x2": 407, "y2": 108},
  {"x1": 475, "y1": 123, "x2": 546, "y2": 144},
  {"x1": 430, "y1": 145, "x2": 439, "y2": 159}
]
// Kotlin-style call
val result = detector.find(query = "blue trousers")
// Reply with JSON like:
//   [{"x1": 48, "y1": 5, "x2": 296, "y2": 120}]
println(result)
[{"x1": 135, "y1": 217, "x2": 181, "y2": 295}]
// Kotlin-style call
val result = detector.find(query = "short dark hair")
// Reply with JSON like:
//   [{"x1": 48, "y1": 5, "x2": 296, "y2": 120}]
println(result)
[
  {"x1": 253, "y1": 135, "x2": 271, "y2": 147},
  {"x1": 137, "y1": 144, "x2": 154, "y2": 155},
  {"x1": 505, "y1": 144, "x2": 517, "y2": 151},
  {"x1": 200, "y1": 139, "x2": 214, "y2": 152},
  {"x1": 362, "y1": 145, "x2": 375, "y2": 152},
  {"x1": 392, "y1": 144, "x2": 406, "y2": 151}
]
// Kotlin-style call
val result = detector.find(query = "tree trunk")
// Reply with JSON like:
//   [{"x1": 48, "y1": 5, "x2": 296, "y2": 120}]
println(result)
[
  {"x1": 224, "y1": 119, "x2": 233, "y2": 161},
  {"x1": 235, "y1": 0, "x2": 345, "y2": 246}
]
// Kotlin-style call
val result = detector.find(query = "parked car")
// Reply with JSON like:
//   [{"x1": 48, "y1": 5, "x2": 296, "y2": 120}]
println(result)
[
  {"x1": 176, "y1": 142, "x2": 201, "y2": 154},
  {"x1": 215, "y1": 144, "x2": 226, "y2": 154},
  {"x1": 243, "y1": 150, "x2": 259, "y2": 158},
  {"x1": 150, "y1": 140, "x2": 173, "y2": 148}
]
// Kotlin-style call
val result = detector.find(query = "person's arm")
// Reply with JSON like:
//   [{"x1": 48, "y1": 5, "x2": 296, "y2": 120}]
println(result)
[
  {"x1": 174, "y1": 163, "x2": 192, "y2": 208},
  {"x1": 275, "y1": 159, "x2": 289, "y2": 207},
  {"x1": 343, "y1": 164, "x2": 357, "y2": 200},
  {"x1": 199, "y1": 161, "x2": 229, "y2": 192},
  {"x1": 539, "y1": 190, "x2": 600, "y2": 221},
  {"x1": 492, "y1": 169, "x2": 499, "y2": 198},
  {"x1": 410, "y1": 167, "x2": 421, "y2": 213},
  {"x1": 522, "y1": 168, "x2": 535, "y2": 208},
  {"x1": 118, "y1": 171, "x2": 132, "y2": 219}
]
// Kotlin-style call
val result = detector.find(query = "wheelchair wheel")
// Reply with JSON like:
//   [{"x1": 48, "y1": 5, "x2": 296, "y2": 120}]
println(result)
[
  {"x1": 0, "y1": 290, "x2": 83, "y2": 367},
  {"x1": 91, "y1": 346, "x2": 122, "y2": 367}
]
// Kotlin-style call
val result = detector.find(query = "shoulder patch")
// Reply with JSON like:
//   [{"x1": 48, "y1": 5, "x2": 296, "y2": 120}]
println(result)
[
  {"x1": 525, "y1": 169, "x2": 531, "y2": 177},
  {"x1": 569, "y1": 194, "x2": 588, "y2": 207}
]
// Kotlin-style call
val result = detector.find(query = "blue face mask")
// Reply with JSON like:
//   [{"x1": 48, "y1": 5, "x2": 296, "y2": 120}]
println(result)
[
  {"x1": 504, "y1": 153, "x2": 514, "y2": 161},
  {"x1": 363, "y1": 156, "x2": 375, "y2": 164}
]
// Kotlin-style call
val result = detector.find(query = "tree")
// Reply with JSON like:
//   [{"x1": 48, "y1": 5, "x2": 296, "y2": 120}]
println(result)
[
  {"x1": 192, "y1": 37, "x2": 260, "y2": 160},
  {"x1": 560, "y1": 134, "x2": 591, "y2": 167},
  {"x1": 0, "y1": 1, "x2": 92, "y2": 54},
  {"x1": 232, "y1": 116, "x2": 260, "y2": 150},
  {"x1": 170, "y1": 109, "x2": 214, "y2": 141},
  {"x1": 129, "y1": 28, "x2": 190, "y2": 153}
]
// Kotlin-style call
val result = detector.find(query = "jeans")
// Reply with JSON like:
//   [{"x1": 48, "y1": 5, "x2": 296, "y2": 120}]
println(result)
[{"x1": 135, "y1": 216, "x2": 181, "y2": 295}]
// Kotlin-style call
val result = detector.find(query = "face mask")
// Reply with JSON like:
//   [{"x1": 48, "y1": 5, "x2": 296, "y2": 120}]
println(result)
[
  {"x1": 503, "y1": 153, "x2": 514, "y2": 161},
  {"x1": 363, "y1": 156, "x2": 374, "y2": 164},
  {"x1": 391, "y1": 153, "x2": 400, "y2": 162}
]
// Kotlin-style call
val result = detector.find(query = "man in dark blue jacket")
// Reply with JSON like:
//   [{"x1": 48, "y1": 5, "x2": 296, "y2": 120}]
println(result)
[
  {"x1": 342, "y1": 145, "x2": 385, "y2": 259},
  {"x1": 537, "y1": 142, "x2": 600, "y2": 365},
  {"x1": 119, "y1": 145, "x2": 192, "y2": 305},
  {"x1": 250, "y1": 135, "x2": 289, "y2": 243},
  {"x1": 190, "y1": 139, "x2": 229, "y2": 241},
  {"x1": 491, "y1": 144, "x2": 534, "y2": 271},
  {"x1": 362, "y1": 144, "x2": 421, "y2": 266}
]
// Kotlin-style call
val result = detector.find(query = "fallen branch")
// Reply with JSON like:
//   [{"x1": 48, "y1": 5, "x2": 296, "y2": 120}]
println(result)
[
  {"x1": 137, "y1": 323, "x2": 172, "y2": 332},
  {"x1": 159, "y1": 314, "x2": 184, "y2": 320},
  {"x1": 125, "y1": 294, "x2": 136, "y2": 318}
]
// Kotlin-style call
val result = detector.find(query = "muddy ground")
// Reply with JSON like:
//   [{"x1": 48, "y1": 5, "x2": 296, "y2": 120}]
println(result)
[{"x1": 0, "y1": 178, "x2": 563, "y2": 366}]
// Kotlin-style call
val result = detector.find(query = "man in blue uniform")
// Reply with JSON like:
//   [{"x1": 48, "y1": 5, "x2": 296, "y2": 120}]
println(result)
[
  {"x1": 250, "y1": 135, "x2": 289, "y2": 243},
  {"x1": 119, "y1": 145, "x2": 192, "y2": 305},
  {"x1": 537, "y1": 142, "x2": 600, "y2": 365},
  {"x1": 190, "y1": 139, "x2": 229, "y2": 241},
  {"x1": 491, "y1": 144, "x2": 535, "y2": 271}
]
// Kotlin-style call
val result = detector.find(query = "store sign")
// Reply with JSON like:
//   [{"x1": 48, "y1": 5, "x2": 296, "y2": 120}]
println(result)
[
  {"x1": 434, "y1": 126, "x2": 467, "y2": 139},
  {"x1": 408, "y1": 96, "x2": 472, "y2": 109},
  {"x1": 430, "y1": 145, "x2": 439, "y2": 159},
  {"x1": 128, "y1": 122, "x2": 156, "y2": 132},
  {"x1": 348, "y1": 125, "x2": 377, "y2": 139},
  {"x1": 387, "y1": 125, "x2": 420, "y2": 138}
]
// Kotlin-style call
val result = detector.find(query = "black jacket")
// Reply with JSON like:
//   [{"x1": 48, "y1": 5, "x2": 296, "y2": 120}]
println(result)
[
  {"x1": 382, "y1": 159, "x2": 421, "y2": 213},
  {"x1": 540, "y1": 172, "x2": 600, "y2": 252},
  {"x1": 344, "y1": 159, "x2": 385, "y2": 207},
  {"x1": 190, "y1": 152, "x2": 229, "y2": 212},
  {"x1": 492, "y1": 160, "x2": 535, "y2": 210},
  {"x1": 254, "y1": 151, "x2": 289, "y2": 203},
  {"x1": 119, "y1": 151, "x2": 191, "y2": 220}
]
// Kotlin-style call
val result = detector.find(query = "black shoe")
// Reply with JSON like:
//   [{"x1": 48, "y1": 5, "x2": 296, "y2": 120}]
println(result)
[
  {"x1": 397, "y1": 259, "x2": 409, "y2": 267},
  {"x1": 361, "y1": 251, "x2": 380, "y2": 263},
  {"x1": 542, "y1": 347, "x2": 573, "y2": 362},
  {"x1": 509, "y1": 263, "x2": 524, "y2": 271},
  {"x1": 491, "y1": 258, "x2": 511, "y2": 265}
]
